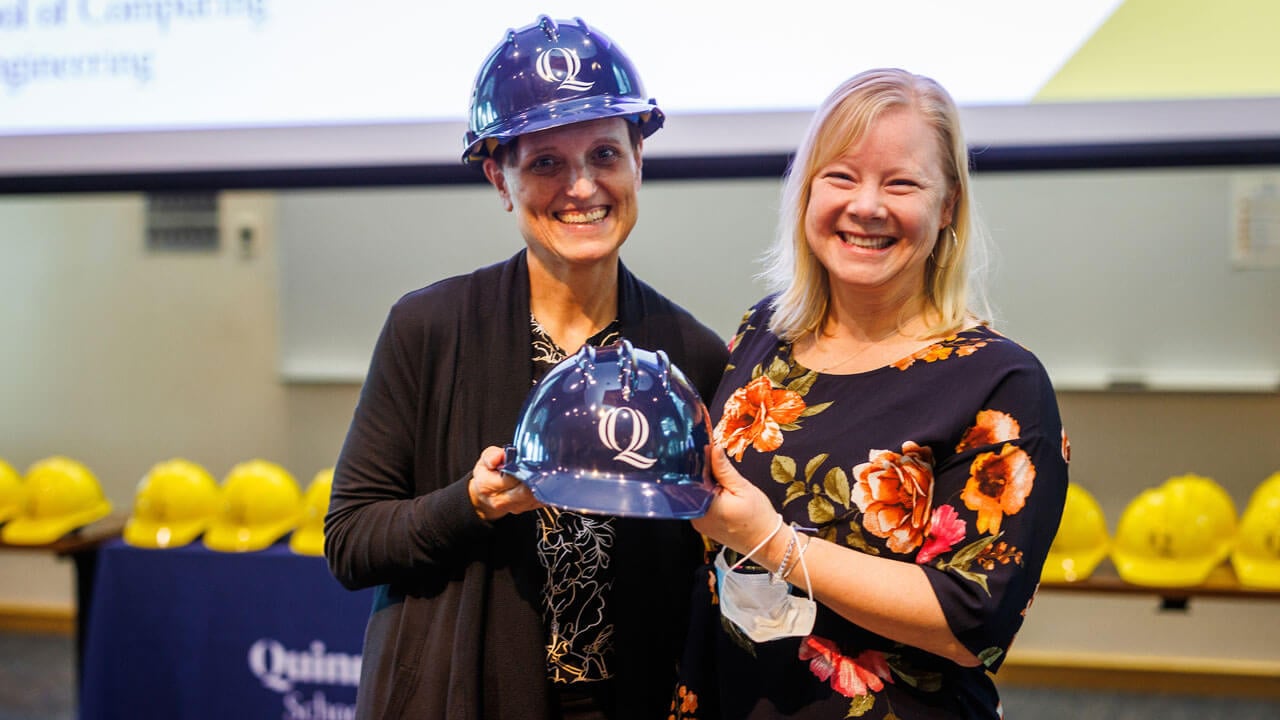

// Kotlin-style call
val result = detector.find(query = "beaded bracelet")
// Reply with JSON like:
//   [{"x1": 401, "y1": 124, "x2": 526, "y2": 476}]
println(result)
[
  {"x1": 771, "y1": 528, "x2": 798, "y2": 584},
  {"x1": 780, "y1": 529, "x2": 813, "y2": 582}
]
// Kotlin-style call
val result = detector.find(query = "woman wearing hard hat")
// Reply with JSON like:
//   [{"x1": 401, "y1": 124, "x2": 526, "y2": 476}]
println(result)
[{"x1": 324, "y1": 16, "x2": 728, "y2": 720}]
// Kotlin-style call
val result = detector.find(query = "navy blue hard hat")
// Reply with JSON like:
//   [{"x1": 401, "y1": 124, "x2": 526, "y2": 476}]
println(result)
[
  {"x1": 504, "y1": 340, "x2": 712, "y2": 519},
  {"x1": 463, "y1": 15, "x2": 665, "y2": 164}
]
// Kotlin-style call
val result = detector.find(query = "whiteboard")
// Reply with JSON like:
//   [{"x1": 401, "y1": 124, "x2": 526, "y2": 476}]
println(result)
[
  {"x1": 278, "y1": 167, "x2": 1280, "y2": 392},
  {"x1": 276, "y1": 179, "x2": 775, "y2": 381},
  {"x1": 979, "y1": 167, "x2": 1280, "y2": 391}
]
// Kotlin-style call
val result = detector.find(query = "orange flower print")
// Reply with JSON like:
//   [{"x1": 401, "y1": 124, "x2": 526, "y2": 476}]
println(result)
[
  {"x1": 976, "y1": 540, "x2": 1023, "y2": 570},
  {"x1": 892, "y1": 335, "x2": 989, "y2": 370},
  {"x1": 891, "y1": 346, "x2": 946, "y2": 370},
  {"x1": 956, "y1": 409, "x2": 1021, "y2": 453},
  {"x1": 681, "y1": 691, "x2": 697, "y2": 713},
  {"x1": 669, "y1": 684, "x2": 699, "y2": 719},
  {"x1": 851, "y1": 442, "x2": 935, "y2": 553},
  {"x1": 961, "y1": 444, "x2": 1036, "y2": 535},
  {"x1": 713, "y1": 375, "x2": 806, "y2": 461},
  {"x1": 919, "y1": 345, "x2": 954, "y2": 363}
]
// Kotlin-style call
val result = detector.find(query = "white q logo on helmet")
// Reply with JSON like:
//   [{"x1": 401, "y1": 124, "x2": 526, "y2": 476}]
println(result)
[
  {"x1": 536, "y1": 47, "x2": 595, "y2": 92},
  {"x1": 504, "y1": 340, "x2": 711, "y2": 519},
  {"x1": 598, "y1": 407, "x2": 656, "y2": 469}
]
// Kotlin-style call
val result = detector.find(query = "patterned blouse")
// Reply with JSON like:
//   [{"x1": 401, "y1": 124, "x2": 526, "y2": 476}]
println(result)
[
  {"x1": 673, "y1": 299, "x2": 1070, "y2": 719},
  {"x1": 530, "y1": 314, "x2": 622, "y2": 686}
]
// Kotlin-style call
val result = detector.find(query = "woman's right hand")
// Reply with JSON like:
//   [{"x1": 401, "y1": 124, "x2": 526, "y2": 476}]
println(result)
[
  {"x1": 468, "y1": 445, "x2": 544, "y2": 521},
  {"x1": 693, "y1": 445, "x2": 783, "y2": 556}
]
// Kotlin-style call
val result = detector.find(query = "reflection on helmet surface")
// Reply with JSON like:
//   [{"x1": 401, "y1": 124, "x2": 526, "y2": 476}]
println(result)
[
  {"x1": 505, "y1": 340, "x2": 712, "y2": 519},
  {"x1": 463, "y1": 15, "x2": 664, "y2": 164}
]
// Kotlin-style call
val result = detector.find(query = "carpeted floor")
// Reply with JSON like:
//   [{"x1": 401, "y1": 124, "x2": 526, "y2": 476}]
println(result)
[
  {"x1": 0, "y1": 632, "x2": 74, "y2": 720},
  {"x1": 2, "y1": 630, "x2": 1279, "y2": 720}
]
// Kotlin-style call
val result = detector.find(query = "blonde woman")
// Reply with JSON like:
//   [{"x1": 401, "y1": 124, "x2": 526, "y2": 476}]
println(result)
[{"x1": 680, "y1": 69, "x2": 1069, "y2": 720}]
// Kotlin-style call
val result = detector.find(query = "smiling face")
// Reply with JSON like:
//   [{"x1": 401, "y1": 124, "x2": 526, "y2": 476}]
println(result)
[
  {"x1": 483, "y1": 117, "x2": 642, "y2": 276},
  {"x1": 803, "y1": 105, "x2": 955, "y2": 308}
]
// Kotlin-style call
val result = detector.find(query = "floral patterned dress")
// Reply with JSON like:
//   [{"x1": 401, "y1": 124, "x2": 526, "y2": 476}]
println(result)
[{"x1": 671, "y1": 299, "x2": 1070, "y2": 720}]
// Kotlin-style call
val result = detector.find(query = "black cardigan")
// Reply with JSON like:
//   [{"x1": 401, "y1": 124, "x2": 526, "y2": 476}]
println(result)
[{"x1": 325, "y1": 250, "x2": 729, "y2": 719}]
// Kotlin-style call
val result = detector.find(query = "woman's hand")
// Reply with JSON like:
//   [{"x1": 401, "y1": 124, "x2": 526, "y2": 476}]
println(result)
[
  {"x1": 693, "y1": 449, "x2": 984, "y2": 666},
  {"x1": 468, "y1": 446, "x2": 544, "y2": 521},
  {"x1": 692, "y1": 445, "x2": 783, "y2": 556}
]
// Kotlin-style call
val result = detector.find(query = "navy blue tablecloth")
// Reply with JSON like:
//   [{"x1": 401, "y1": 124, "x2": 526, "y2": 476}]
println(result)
[{"x1": 80, "y1": 538, "x2": 374, "y2": 719}]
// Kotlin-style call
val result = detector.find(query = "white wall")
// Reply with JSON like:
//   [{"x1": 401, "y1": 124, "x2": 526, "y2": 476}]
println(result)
[{"x1": 1, "y1": 178, "x2": 1279, "y2": 674}]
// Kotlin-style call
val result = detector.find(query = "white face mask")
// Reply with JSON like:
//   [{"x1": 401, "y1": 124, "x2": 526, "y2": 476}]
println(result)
[{"x1": 715, "y1": 521, "x2": 816, "y2": 644}]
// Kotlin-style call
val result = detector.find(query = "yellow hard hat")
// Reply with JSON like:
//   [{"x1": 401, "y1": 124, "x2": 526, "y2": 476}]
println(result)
[
  {"x1": 1158, "y1": 473, "x2": 1238, "y2": 565},
  {"x1": 289, "y1": 467, "x2": 334, "y2": 557},
  {"x1": 1247, "y1": 471, "x2": 1280, "y2": 507},
  {"x1": 203, "y1": 459, "x2": 301, "y2": 553},
  {"x1": 0, "y1": 458, "x2": 24, "y2": 524},
  {"x1": 1230, "y1": 492, "x2": 1280, "y2": 590},
  {"x1": 124, "y1": 459, "x2": 221, "y2": 549},
  {"x1": 1, "y1": 456, "x2": 112, "y2": 546},
  {"x1": 1042, "y1": 483, "x2": 1109, "y2": 583},
  {"x1": 1111, "y1": 486, "x2": 1224, "y2": 587}
]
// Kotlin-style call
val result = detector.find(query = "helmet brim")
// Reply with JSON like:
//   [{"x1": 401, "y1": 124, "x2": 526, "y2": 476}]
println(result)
[
  {"x1": 0, "y1": 500, "x2": 112, "y2": 545},
  {"x1": 519, "y1": 469, "x2": 712, "y2": 520},
  {"x1": 1231, "y1": 553, "x2": 1280, "y2": 590},
  {"x1": 1111, "y1": 551, "x2": 1219, "y2": 587},
  {"x1": 204, "y1": 515, "x2": 299, "y2": 553},
  {"x1": 464, "y1": 100, "x2": 664, "y2": 164},
  {"x1": 289, "y1": 526, "x2": 325, "y2": 556},
  {"x1": 1041, "y1": 545, "x2": 1109, "y2": 583},
  {"x1": 124, "y1": 517, "x2": 209, "y2": 549}
]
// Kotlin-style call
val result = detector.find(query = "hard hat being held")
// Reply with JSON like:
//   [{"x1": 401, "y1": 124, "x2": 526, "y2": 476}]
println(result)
[
  {"x1": 1, "y1": 456, "x2": 112, "y2": 545},
  {"x1": 1111, "y1": 486, "x2": 1224, "y2": 587},
  {"x1": 504, "y1": 339, "x2": 713, "y2": 519},
  {"x1": 1042, "y1": 483, "x2": 1109, "y2": 583},
  {"x1": 124, "y1": 458, "x2": 221, "y2": 549},
  {"x1": 0, "y1": 457, "x2": 24, "y2": 525},
  {"x1": 1159, "y1": 473, "x2": 1238, "y2": 565},
  {"x1": 204, "y1": 459, "x2": 301, "y2": 553},
  {"x1": 1231, "y1": 488, "x2": 1280, "y2": 589},
  {"x1": 463, "y1": 15, "x2": 664, "y2": 163},
  {"x1": 290, "y1": 467, "x2": 333, "y2": 557}
]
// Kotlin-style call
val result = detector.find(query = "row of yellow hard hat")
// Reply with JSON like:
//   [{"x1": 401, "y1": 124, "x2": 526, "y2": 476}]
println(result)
[
  {"x1": 126, "y1": 458, "x2": 334, "y2": 555},
  {"x1": 1045, "y1": 472, "x2": 1280, "y2": 589},
  {"x1": 0, "y1": 455, "x2": 334, "y2": 556}
]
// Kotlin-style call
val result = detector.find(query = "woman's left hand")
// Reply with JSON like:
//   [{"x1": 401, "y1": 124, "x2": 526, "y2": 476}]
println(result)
[
  {"x1": 469, "y1": 445, "x2": 544, "y2": 521},
  {"x1": 693, "y1": 445, "x2": 782, "y2": 555}
]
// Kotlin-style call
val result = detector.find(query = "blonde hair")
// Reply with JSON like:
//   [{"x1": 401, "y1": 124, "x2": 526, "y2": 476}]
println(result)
[{"x1": 761, "y1": 68, "x2": 992, "y2": 342}]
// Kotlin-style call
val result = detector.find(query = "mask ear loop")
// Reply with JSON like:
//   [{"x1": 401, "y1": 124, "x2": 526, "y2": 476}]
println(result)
[{"x1": 730, "y1": 513, "x2": 784, "y2": 571}]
